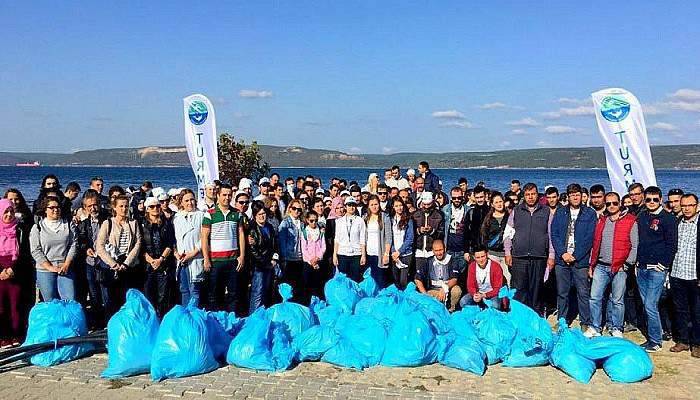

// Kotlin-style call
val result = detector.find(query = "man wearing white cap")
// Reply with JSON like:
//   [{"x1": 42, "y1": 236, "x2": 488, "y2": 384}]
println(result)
[
  {"x1": 412, "y1": 191, "x2": 445, "y2": 277},
  {"x1": 198, "y1": 182, "x2": 218, "y2": 212},
  {"x1": 254, "y1": 177, "x2": 271, "y2": 201},
  {"x1": 238, "y1": 178, "x2": 253, "y2": 195}
]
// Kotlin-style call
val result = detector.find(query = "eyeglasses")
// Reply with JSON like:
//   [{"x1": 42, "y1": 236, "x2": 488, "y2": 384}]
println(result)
[
  {"x1": 46, "y1": 206, "x2": 60, "y2": 210},
  {"x1": 377, "y1": 192, "x2": 387, "y2": 196},
  {"x1": 308, "y1": 219, "x2": 318, "y2": 223},
  {"x1": 645, "y1": 197, "x2": 661, "y2": 204},
  {"x1": 605, "y1": 201, "x2": 619, "y2": 206},
  {"x1": 630, "y1": 191, "x2": 643, "y2": 196},
  {"x1": 237, "y1": 200, "x2": 249, "y2": 205},
  {"x1": 147, "y1": 205, "x2": 159, "y2": 209},
  {"x1": 590, "y1": 195, "x2": 604, "y2": 199},
  {"x1": 681, "y1": 203, "x2": 698, "y2": 208},
  {"x1": 290, "y1": 206, "x2": 302, "y2": 212}
]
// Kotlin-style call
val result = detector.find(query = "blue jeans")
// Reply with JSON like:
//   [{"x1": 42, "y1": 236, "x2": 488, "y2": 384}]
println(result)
[
  {"x1": 460, "y1": 295, "x2": 501, "y2": 310},
  {"x1": 555, "y1": 263, "x2": 591, "y2": 326},
  {"x1": 249, "y1": 267, "x2": 274, "y2": 312},
  {"x1": 637, "y1": 268, "x2": 666, "y2": 346},
  {"x1": 366, "y1": 255, "x2": 391, "y2": 289},
  {"x1": 589, "y1": 264, "x2": 626, "y2": 332},
  {"x1": 36, "y1": 269, "x2": 76, "y2": 301},
  {"x1": 178, "y1": 265, "x2": 202, "y2": 308}
]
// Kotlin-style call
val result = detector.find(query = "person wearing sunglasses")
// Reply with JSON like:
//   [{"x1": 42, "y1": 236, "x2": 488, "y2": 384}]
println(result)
[
  {"x1": 29, "y1": 196, "x2": 79, "y2": 302},
  {"x1": 278, "y1": 199, "x2": 308, "y2": 303},
  {"x1": 333, "y1": 197, "x2": 367, "y2": 283},
  {"x1": 635, "y1": 186, "x2": 678, "y2": 352},
  {"x1": 627, "y1": 183, "x2": 645, "y2": 215},
  {"x1": 140, "y1": 197, "x2": 175, "y2": 318},
  {"x1": 247, "y1": 200, "x2": 279, "y2": 312},
  {"x1": 587, "y1": 192, "x2": 639, "y2": 339},
  {"x1": 234, "y1": 191, "x2": 252, "y2": 221},
  {"x1": 301, "y1": 210, "x2": 326, "y2": 299},
  {"x1": 173, "y1": 189, "x2": 206, "y2": 308}
]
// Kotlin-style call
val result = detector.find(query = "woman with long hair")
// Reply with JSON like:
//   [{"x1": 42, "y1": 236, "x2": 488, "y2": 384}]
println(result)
[
  {"x1": 173, "y1": 189, "x2": 206, "y2": 307},
  {"x1": 29, "y1": 196, "x2": 79, "y2": 301},
  {"x1": 96, "y1": 194, "x2": 142, "y2": 318},
  {"x1": 263, "y1": 197, "x2": 282, "y2": 231},
  {"x1": 479, "y1": 191, "x2": 510, "y2": 284},
  {"x1": 301, "y1": 210, "x2": 326, "y2": 299},
  {"x1": 363, "y1": 195, "x2": 393, "y2": 288},
  {"x1": 389, "y1": 197, "x2": 414, "y2": 290},
  {"x1": 247, "y1": 200, "x2": 278, "y2": 311},
  {"x1": 278, "y1": 199, "x2": 307, "y2": 303}
]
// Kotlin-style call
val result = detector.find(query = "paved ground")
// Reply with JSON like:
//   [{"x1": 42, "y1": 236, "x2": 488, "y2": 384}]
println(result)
[{"x1": 0, "y1": 328, "x2": 697, "y2": 400}]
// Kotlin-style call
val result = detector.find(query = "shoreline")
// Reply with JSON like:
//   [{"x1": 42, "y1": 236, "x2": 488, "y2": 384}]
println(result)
[{"x1": 1, "y1": 165, "x2": 699, "y2": 171}]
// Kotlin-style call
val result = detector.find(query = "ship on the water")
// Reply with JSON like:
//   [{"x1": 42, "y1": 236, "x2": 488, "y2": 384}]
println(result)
[{"x1": 15, "y1": 161, "x2": 41, "y2": 167}]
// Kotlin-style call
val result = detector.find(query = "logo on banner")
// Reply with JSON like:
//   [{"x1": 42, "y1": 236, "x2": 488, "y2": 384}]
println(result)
[
  {"x1": 188, "y1": 101, "x2": 208, "y2": 125},
  {"x1": 600, "y1": 96, "x2": 630, "y2": 122}
]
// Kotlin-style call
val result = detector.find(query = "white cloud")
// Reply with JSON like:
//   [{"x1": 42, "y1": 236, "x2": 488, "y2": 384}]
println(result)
[
  {"x1": 506, "y1": 117, "x2": 540, "y2": 127},
  {"x1": 500, "y1": 140, "x2": 511, "y2": 147},
  {"x1": 348, "y1": 147, "x2": 362, "y2": 154},
  {"x1": 544, "y1": 125, "x2": 579, "y2": 134},
  {"x1": 668, "y1": 88, "x2": 700, "y2": 102},
  {"x1": 642, "y1": 104, "x2": 666, "y2": 115},
  {"x1": 431, "y1": 110, "x2": 465, "y2": 119},
  {"x1": 536, "y1": 140, "x2": 552, "y2": 147},
  {"x1": 557, "y1": 97, "x2": 590, "y2": 105},
  {"x1": 650, "y1": 122, "x2": 679, "y2": 131},
  {"x1": 440, "y1": 121, "x2": 475, "y2": 129},
  {"x1": 477, "y1": 102, "x2": 506, "y2": 109},
  {"x1": 382, "y1": 147, "x2": 395, "y2": 154},
  {"x1": 542, "y1": 105, "x2": 595, "y2": 119},
  {"x1": 239, "y1": 90, "x2": 273, "y2": 98},
  {"x1": 664, "y1": 101, "x2": 700, "y2": 112},
  {"x1": 511, "y1": 129, "x2": 527, "y2": 134}
]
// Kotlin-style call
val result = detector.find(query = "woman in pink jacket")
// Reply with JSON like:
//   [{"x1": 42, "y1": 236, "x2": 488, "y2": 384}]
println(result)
[{"x1": 301, "y1": 210, "x2": 326, "y2": 300}]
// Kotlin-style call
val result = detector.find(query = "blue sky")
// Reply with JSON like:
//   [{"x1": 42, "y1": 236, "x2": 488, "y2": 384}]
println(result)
[{"x1": 2, "y1": 1, "x2": 699, "y2": 154}]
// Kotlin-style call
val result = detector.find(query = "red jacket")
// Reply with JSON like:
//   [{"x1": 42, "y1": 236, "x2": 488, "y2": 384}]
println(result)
[
  {"x1": 466, "y1": 259, "x2": 504, "y2": 299},
  {"x1": 589, "y1": 211, "x2": 636, "y2": 274}
]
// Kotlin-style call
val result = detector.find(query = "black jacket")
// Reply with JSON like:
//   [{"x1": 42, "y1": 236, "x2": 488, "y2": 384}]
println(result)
[
  {"x1": 77, "y1": 210, "x2": 111, "y2": 254},
  {"x1": 248, "y1": 222, "x2": 278, "y2": 267},
  {"x1": 140, "y1": 218, "x2": 175, "y2": 261},
  {"x1": 466, "y1": 204, "x2": 489, "y2": 253}
]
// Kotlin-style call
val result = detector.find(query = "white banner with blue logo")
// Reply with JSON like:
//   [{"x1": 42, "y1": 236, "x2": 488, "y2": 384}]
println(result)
[
  {"x1": 591, "y1": 88, "x2": 657, "y2": 195},
  {"x1": 183, "y1": 94, "x2": 219, "y2": 201}
]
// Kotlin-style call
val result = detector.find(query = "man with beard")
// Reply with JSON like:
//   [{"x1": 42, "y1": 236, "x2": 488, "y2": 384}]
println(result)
[{"x1": 589, "y1": 184, "x2": 606, "y2": 218}]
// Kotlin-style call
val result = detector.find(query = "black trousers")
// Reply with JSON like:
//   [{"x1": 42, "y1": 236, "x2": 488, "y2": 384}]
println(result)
[
  {"x1": 511, "y1": 257, "x2": 547, "y2": 315},
  {"x1": 337, "y1": 255, "x2": 362, "y2": 283},
  {"x1": 670, "y1": 277, "x2": 700, "y2": 346},
  {"x1": 145, "y1": 267, "x2": 173, "y2": 318}
]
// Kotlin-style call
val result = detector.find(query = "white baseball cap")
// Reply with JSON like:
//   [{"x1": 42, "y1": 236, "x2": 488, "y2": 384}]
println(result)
[
  {"x1": 407, "y1": 168, "x2": 416, "y2": 176},
  {"x1": 239, "y1": 178, "x2": 253, "y2": 190},
  {"x1": 258, "y1": 177, "x2": 271, "y2": 186},
  {"x1": 419, "y1": 191, "x2": 434, "y2": 205},
  {"x1": 144, "y1": 197, "x2": 159, "y2": 208}
]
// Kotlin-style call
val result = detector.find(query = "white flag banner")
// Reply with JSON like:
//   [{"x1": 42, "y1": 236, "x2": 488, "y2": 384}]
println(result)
[
  {"x1": 591, "y1": 88, "x2": 657, "y2": 195},
  {"x1": 183, "y1": 94, "x2": 219, "y2": 201}
]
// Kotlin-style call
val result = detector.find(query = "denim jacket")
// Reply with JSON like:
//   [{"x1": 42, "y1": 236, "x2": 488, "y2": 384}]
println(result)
[{"x1": 278, "y1": 216, "x2": 303, "y2": 261}]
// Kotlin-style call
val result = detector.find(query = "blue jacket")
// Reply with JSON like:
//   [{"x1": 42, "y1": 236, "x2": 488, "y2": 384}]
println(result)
[
  {"x1": 550, "y1": 205, "x2": 597, "y2": 267},
  {"x1": 277, "y1": 216, "x2": 302, "y2": 261},
  {"x1": 423, "y1": 170, "x2": 440, "y2": 194},
  {"x1": 637, "y1": 209, "x2": 678, "y2": 268},
  {"x1": 390, "y1": 218, "x2": 414, "y2": 256}
]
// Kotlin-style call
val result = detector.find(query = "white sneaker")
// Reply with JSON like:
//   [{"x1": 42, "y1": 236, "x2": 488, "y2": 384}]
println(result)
[
  {"x1": 584, "y1": 327, "x2": 601, "y2": 338},
  {"x1": 611, "y1": 330, "x2": 624, "y2": 338}
]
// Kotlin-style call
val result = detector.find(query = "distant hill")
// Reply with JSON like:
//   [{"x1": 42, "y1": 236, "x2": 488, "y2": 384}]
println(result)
[{"x1": 1, "y1": 144, "x2": 699, "y2": 169}]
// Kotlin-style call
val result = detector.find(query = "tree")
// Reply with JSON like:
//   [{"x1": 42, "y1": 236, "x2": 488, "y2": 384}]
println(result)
[{"x1": 217, "y1": 133, "x2": 271, "y2": 186}]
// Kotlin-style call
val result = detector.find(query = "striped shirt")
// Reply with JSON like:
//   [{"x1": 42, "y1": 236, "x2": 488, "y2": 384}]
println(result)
[
  {"x1": 203, "y1": 206, "x2": 241, "y2": 261},
  {"x1": 672, "y1": 214, "x2": 698, "y2": 280}
]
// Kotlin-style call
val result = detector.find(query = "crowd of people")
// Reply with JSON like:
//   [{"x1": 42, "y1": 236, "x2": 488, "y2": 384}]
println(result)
[{"x1": 0, "y1": 162, "x2": 698, "y2": 359}]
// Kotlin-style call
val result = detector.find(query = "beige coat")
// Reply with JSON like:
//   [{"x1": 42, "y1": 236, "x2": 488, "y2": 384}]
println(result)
[{"x1": 95, "y1": 217, "x2": 142, "y2": 268}]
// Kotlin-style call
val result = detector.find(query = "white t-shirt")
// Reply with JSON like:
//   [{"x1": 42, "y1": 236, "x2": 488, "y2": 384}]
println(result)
[
  {"x1": 366, "y1": 220, "x2": 380, "y2": 256},
  {"x1": 334, "y1": 215, "x2": 367, "y2": 256},
  {"x1": 475, "y1": 260, "x2": 492, "y2": 294},
  {"x1": 566, "y1": 207, "x2": 580, "y2": 254}
]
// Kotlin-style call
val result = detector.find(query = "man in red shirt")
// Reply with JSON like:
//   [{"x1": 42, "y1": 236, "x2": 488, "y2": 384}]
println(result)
[{"x1": 461, "y1": 244, "x2": 505, "y2": 309}]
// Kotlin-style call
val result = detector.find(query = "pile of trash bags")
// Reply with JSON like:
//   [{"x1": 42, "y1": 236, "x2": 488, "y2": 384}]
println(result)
[{"x1": 20, "y1": 272, "x2": 654, "y2": 384}]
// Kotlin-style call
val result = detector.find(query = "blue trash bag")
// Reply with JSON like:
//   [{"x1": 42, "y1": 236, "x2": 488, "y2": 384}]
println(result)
[
  {"x1": 502, "y1": 292, "x2": 554, "y2": 367},
  {"x1": 472, "y1": 307, "x2": 517, "y2": 365},
  {"x1": 293, "y1": 325, "x2": 339, "y2": 362},
  {"x1": 206, "y1": 310, "x2": 243, "y2": 362},
  {"x1": 450, "y1": 307, "x2": 481, "y2": 339},
  {"x1": 150, "y1": 303, "x2": 219, "y2": 381},
  {"x1": 549, "y1": 319, "x2": 596, "y2": 384},
  {"x1": 439, "y1": 335, "x2": 487, "y2": 376},
  {"x1": 322, "y1": 314, "x2": 387, "y2": 370},
  {"x1": 404, "y1": 283, "x2": 452, "y2": 335},
  {"x1": 358, "y1": 268, "x2": 379, "y2": 298},
  {"x1": 354, "y1": 290, "x2": 402, "y2": 330},
  {"x1": 381, "y1": 303, "x2": 439, "y2": 367},
  {"x1": 324, "y1": 272, "x2": 362, "y2": 312},
  {"x1": 23, "y1": 300, "x2": 93, "y2": 367},
  {"x1": 267, "y1": 284, "x2": 314, "y2": 338},
  {"x1": 226, "y1": 308, "x2": 295, "y2": 371},
  {"x1": 102, "y1": 290, "x2": 159, "y2": 378},
  {"x1": 602, "y1": 345, "x2": 653, "y2": 383}
]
